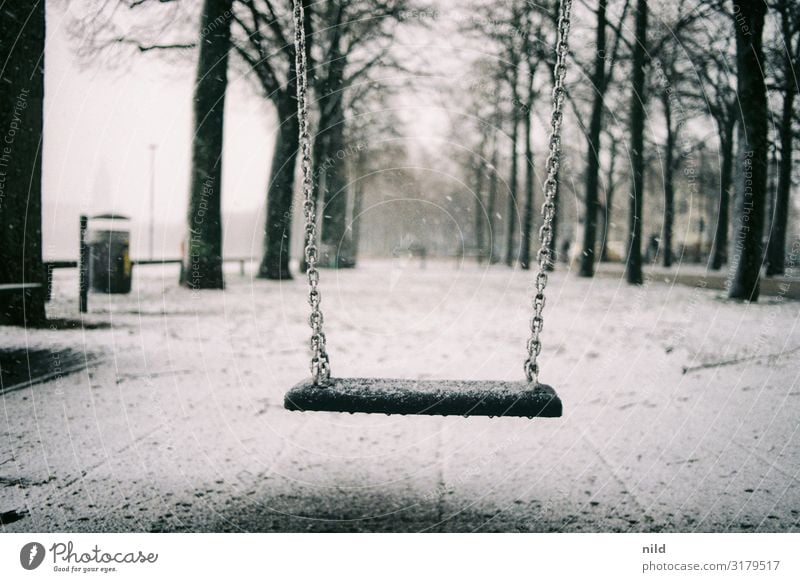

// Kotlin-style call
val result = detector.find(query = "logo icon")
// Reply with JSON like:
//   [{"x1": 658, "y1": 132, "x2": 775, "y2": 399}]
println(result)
[{"x1": 20, "y1": 542, "x2": 46, "y2": 570}]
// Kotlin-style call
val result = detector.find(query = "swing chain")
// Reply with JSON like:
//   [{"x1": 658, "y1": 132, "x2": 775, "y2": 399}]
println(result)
[
  {"x1": 294, "y1": 0, "x2": 330, "y2": 385},
  {"x1": 292, "y1": 0, "x2": 571, "y2": 387},
  {"x1": 524, "y1": 0, "x2": 572, "y2": 386}
]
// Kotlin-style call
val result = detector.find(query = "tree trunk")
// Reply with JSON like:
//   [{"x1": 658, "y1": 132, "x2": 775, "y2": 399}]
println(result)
[
  {"x1": 579, "y1": 0, "x2": 608, "y2": 278},
  {"x1": 662, "y1": 94, "x2": 675, "y2": 268},
  {"x1": 626, "y1": 0, "x2": 647, "y2": 285},
  {"x1": 318, "y1": 100, "x2": 352, "y2": 267},
  {"x1": 765, "y1": 58, "x2": 794, "y2": 276},
  {"x1": 728, "y1": 0, "x2": 768, "y2": 301},
  {"x1": 710, "y1": 118, "x2": 734, "y2": 270},
  {"x1": 487, "y1": 135, "x2": 500, "y2": 263},
  {"x1": 0, "y1": 1, "x2": 46, "y2": 325},
  {"x1": 520, "y1": 102, "x2": 535, "y2": 270},
  {"x1": 505, "y1": 63, "x2": 521, "y2": 267},
  {"x1": 473, "y1": 136, "x2": 487, "y2": 263},
  {"x1": 350, "y1": 154, "x2": 365, "y2": 264},
  {"x1": 182, "y1": 0, "x2": 232, "y2": 290},
  {"x1": 317, "y1": 29, "x2": 352, "y2": 268},
  {"x1": 599, "y1": 139, "x2": 617, "y2": 263},
  {"x1": 258, "y1": 98, "x2": 299, "y2": 280}
]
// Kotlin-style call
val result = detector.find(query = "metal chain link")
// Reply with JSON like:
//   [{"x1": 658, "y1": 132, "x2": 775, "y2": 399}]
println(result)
[
  {"x1": 293, "y1": 0, "x2": 330, "y2": 385},
  {"x1": 292, "y1": 0, "x2": 571, "y2": 387},
  {"x1": 524, "y1": 0, "x2": 573, "y2": 385}
]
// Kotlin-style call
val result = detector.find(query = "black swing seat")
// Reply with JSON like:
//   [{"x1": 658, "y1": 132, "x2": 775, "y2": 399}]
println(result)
[{"x1": 284, "y1": 377, "x2": 562, "y2": 418}]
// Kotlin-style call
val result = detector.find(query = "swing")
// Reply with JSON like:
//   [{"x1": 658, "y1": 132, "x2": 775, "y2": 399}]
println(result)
[{"x1": 284, "y1": 0, "x2": 573, "y2": 418}]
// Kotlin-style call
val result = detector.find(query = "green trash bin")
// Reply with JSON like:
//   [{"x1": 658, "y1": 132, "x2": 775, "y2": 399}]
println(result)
[{"x1": 88, "y1": 214, "x2": 132, "y2": 294}]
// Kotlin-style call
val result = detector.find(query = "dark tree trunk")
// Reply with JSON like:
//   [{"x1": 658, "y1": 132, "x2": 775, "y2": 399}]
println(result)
[
  {"x1": 182, "y1": 0, "x2": 232, "y2": 290},
  {"x1": 317, "y1": 28, "x2": 352, "y2": 268},
  {"x1": 728, "y1": 0, "x2": 768, "y2": 301},
  {"x1": 299, "y1": 92, "x2": 332, "y2": 275},
  {"x1": 626, "y1": 0, "x2": 647, "y2": 285},
  {"x1": 579, "y1": 0, "x2": 608, "y2": 278},
  {"x1": 312, "y1": 110, "x2": 331, "y2": 208},
  {"x1": 520, "y1": 102, "x2": 535, "y2": 270},
  {"x1": 473, "y1": 136, "x2": 487, "y2": 263},
  {"x1": 350, "y1": 155, "x2": 365, "y2": 263},
  {"x1": 318, "y1": 100, "x2": 352, "y2": 267},
  {"x1": 256, "y1": 2, "x2": 308, "y2": 280},
  {"x1": 765, "y1": 58, "x2": 795, "y2": 276},
  {"x1": 258, "y1": 99, "x2": 299, "y2": 280},
  {"x1": 599, "y1": 146, "x2": 617, "y2": 263},
  {"x1": 0, "y1": 1, "x2": 46, "y2": 325},
  {"x1": 487, "y1": 136, "x2": 500, "y2": 263},
  {"x1": 710, "y1": 118, "x2": 734, "y2": 270},
  {"x1": 505, "y1": 63, "x2": 521, "y2": 267},
  {"x1": 662, "y1": 94, "x2": 675, "y2": 268}
]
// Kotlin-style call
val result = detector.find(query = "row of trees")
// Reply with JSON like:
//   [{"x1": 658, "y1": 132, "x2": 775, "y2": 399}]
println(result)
[
  {"x1": 182, "y1": 0, "x2": 416, "y2": 284},
  {"x1": 457, "y1": 0, "x2": 798, "y2": 301},
  {"x1": 2, "y1": 0, "x2": 414, "y2": 323},
  {"x1": 74, "y1": 0, "x2": 418, "y2": 286},
  {"x1": 1, "y1": 0, "x2": 797, "y2": 325}
]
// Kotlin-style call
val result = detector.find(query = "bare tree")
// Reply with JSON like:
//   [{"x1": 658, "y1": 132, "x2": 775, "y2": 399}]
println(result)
[
  {"x1": 311, "y1": 0, "x2": 416, "y2": 268},
  {"x1": 765, "y1": 0, "x2": 800, "y2": 276},
  {"x1": 652, "y1": 42, "x2": 693, "y2": 268},
  {"x1": 504, "y1": 3, "x2": 524, "y2": 267},
  {"x1": 728, "y1": 0, "x2": 768, "y2": 301},
  {"x1": 599, "y1": 129, "x2": 624, "y2": 262},
  {"x1": 519, "y1": 7, "x2": 548, "y2": 271},
  {"x1": 344, "y1": 81, "x2": 406, "y2": 264},
  {"x1": 0, "y1": 1, "x2": 47, "y2": 325},
  {"x1": 572, "y1": 0, "x2": 631, "y2": 276},
  {"x1": 578, "y1": 0, "x2": 610, "y2": 276},
  {"x1": 626, "y1": 0, "x2": 648, "y2": 285},
  {"x1": 456, "y1": 60, "x2": 506, "y2": 263},
  {"x1": 230, "y1": 0, "x2": 308, "y2": 280},
  {"x1": 683, "y1": 18, "x2": 738, "y2": 271},
  {"x1": 69, "y1": 0, "x2": 230, "y2": 289},
  {"x1": 183, "y1": 0, "x2": 233, "y2": 290},
  {"x1": 486, "y1": 126, "x2": 502, "y2": 263}
]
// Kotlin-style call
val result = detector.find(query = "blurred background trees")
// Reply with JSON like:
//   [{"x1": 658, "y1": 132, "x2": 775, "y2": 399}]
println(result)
[{"x1": 1, "y1": 0, "x2": 797, "y2": 329}]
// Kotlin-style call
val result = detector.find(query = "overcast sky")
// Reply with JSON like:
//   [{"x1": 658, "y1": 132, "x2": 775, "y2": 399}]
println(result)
[{"x1": 42, "y1": 6, "x2": 285, "y2": 258}]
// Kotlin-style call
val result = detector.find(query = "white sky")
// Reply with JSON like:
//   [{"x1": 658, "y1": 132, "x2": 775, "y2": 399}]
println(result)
[{"x1": 42, "y1": 7, "x2": 279, "y2": 257}]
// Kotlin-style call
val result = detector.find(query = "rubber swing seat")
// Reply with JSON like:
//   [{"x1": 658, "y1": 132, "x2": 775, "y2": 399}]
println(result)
[{"x1": 284, "y1": 377, "x2": 562, "y2": 418}]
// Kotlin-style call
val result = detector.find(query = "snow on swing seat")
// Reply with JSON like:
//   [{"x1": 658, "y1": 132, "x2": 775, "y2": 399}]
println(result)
[{"x1": 284, "y1": 377, "x2": 562, "y2": 418}]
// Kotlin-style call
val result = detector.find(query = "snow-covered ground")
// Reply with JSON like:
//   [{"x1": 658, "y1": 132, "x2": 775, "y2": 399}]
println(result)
[{"x1": 1, "y1": 259, "x2": 799, "y2": 532}]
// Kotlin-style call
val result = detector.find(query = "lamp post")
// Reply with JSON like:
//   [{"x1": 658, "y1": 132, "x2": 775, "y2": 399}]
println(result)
[{"x1": 148, "y1": 144, "x2": 157, "y2": 260}]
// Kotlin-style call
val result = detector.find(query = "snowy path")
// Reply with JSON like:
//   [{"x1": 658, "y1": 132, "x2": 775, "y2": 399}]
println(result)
[{"x1": 1, "y1": 260, "x2": 799, "y2": 532}]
